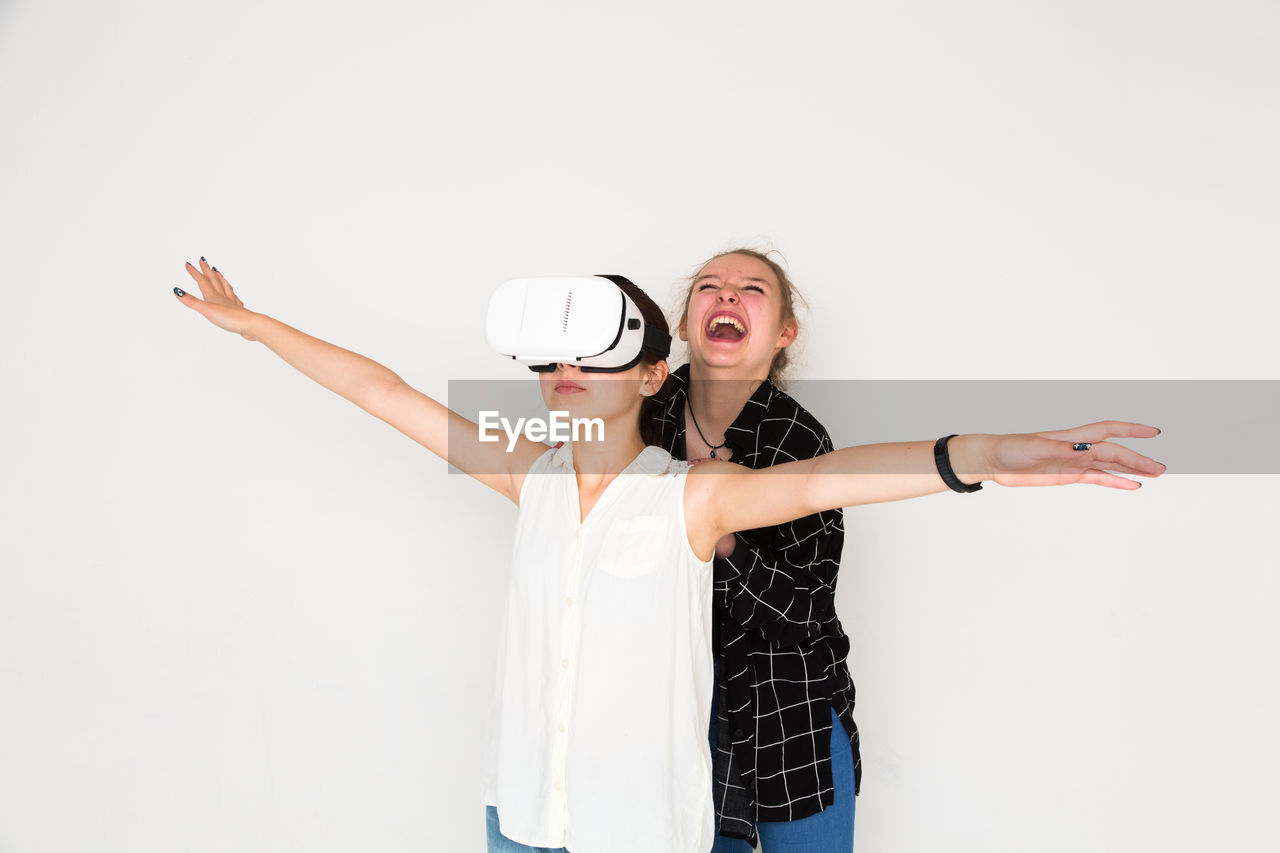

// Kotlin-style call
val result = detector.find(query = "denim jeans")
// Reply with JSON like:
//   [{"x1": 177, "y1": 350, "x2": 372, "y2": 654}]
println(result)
[{"x1": 485, "y1": 805, "x2": 570, "y2": 853}]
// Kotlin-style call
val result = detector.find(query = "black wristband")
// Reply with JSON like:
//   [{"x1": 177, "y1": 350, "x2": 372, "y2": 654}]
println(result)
[{"x1": 934, "y1": 434, "x2": 983, "y2": 492}]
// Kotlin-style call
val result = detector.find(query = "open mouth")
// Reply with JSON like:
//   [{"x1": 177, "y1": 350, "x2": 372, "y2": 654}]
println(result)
[{"x1": 705, "y1": 312, "x2": 748, "y2": 342}]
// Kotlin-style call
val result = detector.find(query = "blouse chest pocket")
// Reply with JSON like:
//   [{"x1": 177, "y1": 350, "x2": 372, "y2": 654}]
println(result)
[{"x1": 597, "y1": 515, "x2": 668, "y2": 579}]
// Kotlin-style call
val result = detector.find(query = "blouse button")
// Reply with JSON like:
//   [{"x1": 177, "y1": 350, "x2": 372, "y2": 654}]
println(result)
[
  {"x1": 561, "y1": 658, "x2": 569, "y2": 669},
  {"x1": 565, "y1": 596, "x2": 574, "y2": 607},
  {"x1": 554, "y1": 781, "x2": 563, "y2": 792}
]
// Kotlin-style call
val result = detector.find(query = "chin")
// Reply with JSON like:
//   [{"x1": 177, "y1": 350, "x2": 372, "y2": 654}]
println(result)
[{"x1": 695, "y1": 349, "x2": 748, "y2": 367}]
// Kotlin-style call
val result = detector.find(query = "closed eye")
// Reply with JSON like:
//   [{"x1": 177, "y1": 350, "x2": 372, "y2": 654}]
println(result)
[{"x1": 697, "y1": 283, "x2": 764, "y2": 293}]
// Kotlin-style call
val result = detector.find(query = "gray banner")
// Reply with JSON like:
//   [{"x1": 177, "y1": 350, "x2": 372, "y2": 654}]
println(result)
[{"x1": 444, "y1": 379, "x2": 1279, "y2": 475}]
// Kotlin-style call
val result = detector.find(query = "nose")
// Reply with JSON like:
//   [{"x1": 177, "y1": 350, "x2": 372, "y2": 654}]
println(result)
[{"x1": 716, "y1": 289, "x2": 738, "y2": 304}]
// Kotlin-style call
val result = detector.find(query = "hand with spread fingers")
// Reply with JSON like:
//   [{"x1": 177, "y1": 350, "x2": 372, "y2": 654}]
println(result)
[
  {"x1": 173, "y1": 257, "x2": 258, "y2": 341},
  {"x1": 983, "y1": 421, "x2": 1165, "y2": 489}
]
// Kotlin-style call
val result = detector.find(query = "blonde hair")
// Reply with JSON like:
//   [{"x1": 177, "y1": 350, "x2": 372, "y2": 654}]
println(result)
[{"x1": 678, "y1": 247, "x2": 807, "y2": 388}]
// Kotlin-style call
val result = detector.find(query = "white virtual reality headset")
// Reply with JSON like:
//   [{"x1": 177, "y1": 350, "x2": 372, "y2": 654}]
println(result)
[{"x1": 486, "y1": 274, "x2": 672, "y2": 373}]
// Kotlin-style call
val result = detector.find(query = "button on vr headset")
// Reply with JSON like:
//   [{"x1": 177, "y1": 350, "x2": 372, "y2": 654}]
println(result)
[{"x1": 486, "y1": 275, "x2": 672, "y2": 373}]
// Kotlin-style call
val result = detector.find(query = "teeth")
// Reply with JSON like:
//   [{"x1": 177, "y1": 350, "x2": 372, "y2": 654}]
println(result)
[{"x1": 708, "y1": 314, "x2": 746, "y2": 335}]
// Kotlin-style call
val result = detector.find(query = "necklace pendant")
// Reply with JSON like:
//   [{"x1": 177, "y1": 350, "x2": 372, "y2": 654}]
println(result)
[{"x1": 710, "y1": 449, "x2": 717, "y2": 459}]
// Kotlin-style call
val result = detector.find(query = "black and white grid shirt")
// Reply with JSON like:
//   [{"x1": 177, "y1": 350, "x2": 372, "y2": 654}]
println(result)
[{"x1": 654, "y1": 364, "x2": 861, "y2": 844}]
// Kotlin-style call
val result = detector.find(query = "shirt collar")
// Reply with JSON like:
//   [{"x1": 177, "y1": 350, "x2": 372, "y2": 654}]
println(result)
[{"x1": 666, "y1": 363, "x2": 780, "y2": 456}]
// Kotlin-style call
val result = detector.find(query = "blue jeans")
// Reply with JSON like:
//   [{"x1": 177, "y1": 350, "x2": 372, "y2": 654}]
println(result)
[
  {"x1": 709, "y1": 700, "x2": 857, "y2": 852},
  {"x1": 485, "y1": 805, "x2": 569, "y2": 853}
]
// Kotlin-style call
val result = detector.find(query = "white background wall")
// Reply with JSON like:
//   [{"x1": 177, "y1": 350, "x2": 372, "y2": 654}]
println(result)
[{"x1": 1, "y1": 1, "x2": 1277, "y2": 850}]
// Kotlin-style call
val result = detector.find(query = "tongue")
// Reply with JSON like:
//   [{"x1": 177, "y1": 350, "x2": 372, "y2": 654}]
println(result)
[{"x1": 709, "y1": 322, "x2": 743, "y2": 340}]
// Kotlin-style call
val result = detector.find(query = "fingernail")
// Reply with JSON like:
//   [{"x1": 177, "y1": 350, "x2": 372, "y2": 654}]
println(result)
[
  {"x1": 212, "y1": 266, "x2": 218, "y2": 272},
  {"x1": 173, "y1": 287, "x2": 185, "y2": 297},
  {"x1": 1156, "y1": 427, "x2": 1161, "y2": 435},
  {"x1": 200, "y1": 256, "x2": 206, "y2": 262}
]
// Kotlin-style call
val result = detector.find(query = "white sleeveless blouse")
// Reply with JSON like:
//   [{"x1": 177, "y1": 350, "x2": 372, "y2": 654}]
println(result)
[{"x1": 481, "y1": 442, "x2": 716, "y2": 853}]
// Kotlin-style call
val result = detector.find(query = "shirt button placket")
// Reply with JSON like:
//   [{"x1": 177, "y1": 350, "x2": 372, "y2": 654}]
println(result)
[{"x1": 552, "y1": 524, "x2": 584, "y2": 826}]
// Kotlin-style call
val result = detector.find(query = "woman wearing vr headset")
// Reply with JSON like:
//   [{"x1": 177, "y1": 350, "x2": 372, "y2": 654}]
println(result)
[{"x1": 174, "y1": 258, "x2": 1163, "y2": 853}]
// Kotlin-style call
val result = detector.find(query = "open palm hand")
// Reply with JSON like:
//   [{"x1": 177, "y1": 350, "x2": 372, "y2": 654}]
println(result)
[{"x1": 174, "y1": 257, "x2": 257, "y2": 341}]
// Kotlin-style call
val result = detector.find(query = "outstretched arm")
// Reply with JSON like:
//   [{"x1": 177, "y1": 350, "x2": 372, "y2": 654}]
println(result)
[
  {"x1": 685, "y1": 423, "x2": 1165, "y2": 558},
  {"x1": 173, "y1": 258, "x2": 547, "y2": 502}
]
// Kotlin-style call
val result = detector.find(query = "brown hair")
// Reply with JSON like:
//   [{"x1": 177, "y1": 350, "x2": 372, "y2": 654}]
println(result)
[
  {"x1": 611, "y1": 277, "x2": 672, "y2": 447},
  {"x1": 677, "y1": 247, "x2": 807, "y2": 388}
]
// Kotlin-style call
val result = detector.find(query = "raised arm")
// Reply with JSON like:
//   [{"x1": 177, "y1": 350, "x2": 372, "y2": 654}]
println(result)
[
  {"x1": 173, "y1": 258, "x2": 547, "y2": 502},
  {"x1": 684, "y1": 423, "x2": 1165, "y2": 558}
]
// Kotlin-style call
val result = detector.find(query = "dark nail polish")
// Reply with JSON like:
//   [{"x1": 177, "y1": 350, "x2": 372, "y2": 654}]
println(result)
[
  {"x1": 173, "y1": 287, "x2": 185, "y2": 297},
  {"x1": 212, "y1": 266, "x2": 218, "y2": 272},
  {"x1": 200, "y1": 256, "x2": 206, "y2": 262}
]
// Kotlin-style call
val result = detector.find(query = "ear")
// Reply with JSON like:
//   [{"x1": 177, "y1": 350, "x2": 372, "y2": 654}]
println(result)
[
  {"x1": 775, "y1": 317, "x2": 798, "y2": 349},
  {"x1": 677, "y1": 315, "x2": 689, "y2": 343},
  {"x1": 641, "y1": 360, "x2": 670, "y2": 396}
]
